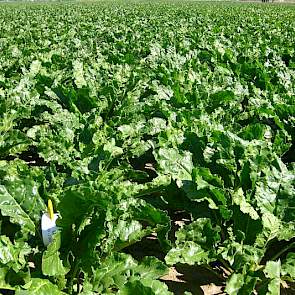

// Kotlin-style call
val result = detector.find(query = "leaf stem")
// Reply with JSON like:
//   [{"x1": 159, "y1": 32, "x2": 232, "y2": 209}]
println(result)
[
  {"x1": 135, "y1": 186, "x2": 164, "y2": 198},
  {"x1": 68, "y1": 258, "x2": 80, "y2": 294},
  {"x1": 212, "y1": 210, "x2": 225, "y2": 241},
  {"x1": 270, "y1": 242, "x2": 295, "y2": 262},
  {"x1": 219, "y1": 258, "x2": 234, "y2": 274},
  {"x1": 203, "y1": 265, "x2": 225, "y2": 281}
]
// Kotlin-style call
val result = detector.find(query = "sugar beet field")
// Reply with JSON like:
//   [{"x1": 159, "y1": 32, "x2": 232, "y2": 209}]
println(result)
[{"x1": 0, "y1": 1, "x2": 295, "y2": 294}]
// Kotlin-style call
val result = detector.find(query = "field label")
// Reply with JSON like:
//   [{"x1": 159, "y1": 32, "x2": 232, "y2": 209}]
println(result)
[{"x1": 41, "y1": 213, "x2": 59, "y2": 246}]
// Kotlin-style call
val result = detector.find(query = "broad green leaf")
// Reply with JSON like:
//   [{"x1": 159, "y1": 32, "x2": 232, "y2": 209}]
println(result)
[
  {"x1": 175, "y1": 218, "x2": 221, "y2": 247},
  {"x1": 0, "y1": 130, "x2": 31, "y2": 157},
  {"x1": 103, "y1": 198, "x2": 170, "y2": 253},
  {"x1": 0, "y1": 236, "x2": 31, "y2": 272},
  {"x1": 225, "y1": 273, "x2": 244, "y2": 295},
  {"x1": 15, "y1": 278, "x2": 65, "y2": 295},
  {"x1": 166, "y1": 218, "x2": 220, "y2": 265},
  {"x1": 73, "y1": 60, "x2": 87, "y2": 88},
  {"x1": 42, "y1": 232, "x2": 68, "y2": 277},
  {"x1": 154, "y1": 148, "x2": 193, "y2": 187},
  {"x1": 165, "y1": 241, "x2": 210, "y2": 265},
  {"x1": 0, "y1": 185, "x2": 35, "y2": 234},
  {"x1": 133, "y1": 256, "x2": 169, "y2": 280},
  {"x1": 263, "y1": 261, "x2": 281, "y2": 295},
  {"x1": 92, "y1": 253, "x2": 137, "y2": 292},
  {"x1": 92, "y1": 253, "x2": 168, "y2": 293},
  {"x1": 0, "y1": 267, "x2": 15, "y2": 290},
  {"x1": 232, "y1": 188, "x2": 259, "y2": 220},
  {"x1": 118, "y1": 279, "x2": 173, "y2": 295}
]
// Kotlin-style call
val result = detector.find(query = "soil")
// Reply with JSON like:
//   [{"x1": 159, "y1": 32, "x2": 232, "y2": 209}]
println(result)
[
  {"x1": 124, "y1": 222, "x2": 295, "y2": 295},
  {"x1": 125, "y1": 233, "x2": 226, "y2": 295},
  {"x1": 161, "y1": 266, "x2": 224, "y2": 295}
]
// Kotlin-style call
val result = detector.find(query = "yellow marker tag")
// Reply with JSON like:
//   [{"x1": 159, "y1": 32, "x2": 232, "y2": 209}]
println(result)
[{"x1": 48, "y1": 199, "x2": 54, "y2": 221}]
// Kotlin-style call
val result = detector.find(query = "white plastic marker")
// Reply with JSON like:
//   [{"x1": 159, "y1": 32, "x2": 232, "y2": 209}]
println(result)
[{"x1": 41, "y1": 199, "x2": 59, "y2": 246}]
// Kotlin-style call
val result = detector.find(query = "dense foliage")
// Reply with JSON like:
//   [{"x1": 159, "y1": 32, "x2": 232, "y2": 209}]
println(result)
[{"x1": 0, "y1": 1, "x2": 295, "y2": 294}]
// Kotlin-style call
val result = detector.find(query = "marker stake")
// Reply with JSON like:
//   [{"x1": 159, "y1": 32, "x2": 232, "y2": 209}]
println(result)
[{"x1": 41, "y1": 200, "x2": 58, "y2": 246}]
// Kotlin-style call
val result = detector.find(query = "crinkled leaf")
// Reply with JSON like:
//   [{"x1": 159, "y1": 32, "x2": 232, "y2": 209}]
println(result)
[
  {"x1": 154, "y1": 148, "x2": 193, "y2": 187},
  {"x1": 0, "y1": 236, "x2": 31, "y2": 272},
  {"x1": 166, "y1": 218, "x2": 220, "y2": 265},
  {"x1": 281, "y1": 252, "x2": 295, "y2": 279},
  {"x1": 92, "y1": 253, "x2": 168, "y2": 293},
  {"x1": 118, "y1": 278, "x2": 173, "y2": 295},
  {"x1": 165, "y1": 241, "x2": 211, "y2": 265}
]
